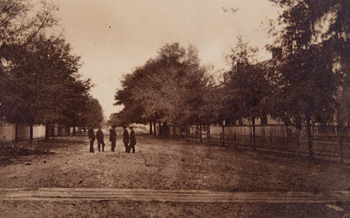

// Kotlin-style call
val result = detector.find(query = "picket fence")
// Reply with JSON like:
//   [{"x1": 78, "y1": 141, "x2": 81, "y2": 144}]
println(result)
[{"x1": 187, "y1": 124, "x2": 350, "y2": 164}]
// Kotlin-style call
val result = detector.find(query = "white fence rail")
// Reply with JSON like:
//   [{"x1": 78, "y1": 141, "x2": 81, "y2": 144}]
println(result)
[{"x1": 0, "y1": 124, "x2": 71, "y2": 142}]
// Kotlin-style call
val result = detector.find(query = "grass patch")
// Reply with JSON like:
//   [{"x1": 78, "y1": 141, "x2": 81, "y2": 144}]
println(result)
[{"x1": 0, "y1": 140, "x2": 52, "y2": 163}]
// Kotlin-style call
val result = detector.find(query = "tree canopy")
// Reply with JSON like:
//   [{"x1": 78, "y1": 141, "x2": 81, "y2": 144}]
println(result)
[
  {"x1": 0, "y1": 0, "x2": 102, "y2": 130},
  {"x1": 221, "y1": 37, "x2": 272, "y2": 125},
  {"x1": 112, "y1": 43, "x2": 217, "y2": 127},
  {"x1": 268, "y1": 0, "x2": 349, "y2": 125},
  {"x1": 266, "y1": 0, "x2": 350, "y2": 157}
]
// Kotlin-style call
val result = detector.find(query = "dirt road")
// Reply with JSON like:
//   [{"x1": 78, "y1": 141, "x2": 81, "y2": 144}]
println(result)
[{"x1": 1, "y1": 135, "x2": 350, "y2": 217}]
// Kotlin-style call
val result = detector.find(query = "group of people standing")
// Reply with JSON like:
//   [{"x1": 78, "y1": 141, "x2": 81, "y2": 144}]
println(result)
[{"x1": 88, "y1": 125, "x2": 136, "y2": 153}]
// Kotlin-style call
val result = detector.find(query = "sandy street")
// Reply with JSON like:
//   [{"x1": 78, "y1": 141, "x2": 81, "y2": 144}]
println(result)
[{"x1": 1, "y1": 134, "x2": 350, "y2": 217}]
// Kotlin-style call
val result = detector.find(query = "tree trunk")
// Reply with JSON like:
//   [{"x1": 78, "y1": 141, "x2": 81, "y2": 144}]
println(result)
[
  {"x1": 260, "y1": 114, "x2": 268, "y2": 125},
  {"x1": 45, "y1": 123, "x2": 50, "y2": 141},
  {"x1": 337, "y1": 125, "x2": 344, "y2": 165},
  {"x1": 295, "y1": 117, "x2": 302, "y2": 156},
  {"x1": 52, "y1": 126, "x2": 55, "y2": 140},
  {"x1": 306, "y1": 116, "x2": 313, "y2": 159},
  {"x1": 252, "y1": 117, "x2": 256, "y2": 149},
  {"x1": 149, "y1": 122, "x2": 153, "y2": 135},
  {"x1": 15, "y1": 124, "x2": 18, "y2": 141},
  {"x1": 30, "y1": 123, "x2": 33, "y2": 143},
  {"x1": 158, "y1": 121, "x2": 162, "y2": 136},
  {"x1": 73, "y1": 127, "x2": 77, "y2": 136},
  {"x1": 153, "y1": 120, "x2": 157, "y2": 136}
]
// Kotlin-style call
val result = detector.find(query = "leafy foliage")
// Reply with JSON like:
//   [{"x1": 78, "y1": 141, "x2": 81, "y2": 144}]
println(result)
[
  {"x1": 0, "y1": 34, "x2": 93, "y2": 127},
  {"x1": 268, "y1": 0, "x2": 350, "y2": 157},
  {"x1": 222, "y1": 37, "x2": 272, "y2": 125},
  {"x1": 268, "y1": 0, "x2": 349, "y2": 125},
  {"x1": 0, "y1": 0, "x2": 58, "y2": 45},
  {"x1": 113, "y1": 43, "x2": 217, "y2": 127},
  {"x1": 0, "y1": 1, "x2": 101, "y2": 129}
]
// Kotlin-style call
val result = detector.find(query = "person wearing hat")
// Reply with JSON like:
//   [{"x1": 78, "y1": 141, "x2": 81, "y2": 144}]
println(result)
[
  {"x1": 88, "y1": 126, "x2": 95, "y2": 153},
  {"x1": 96, "y1": 126, "x2": 105, "y2": 152},
  {"x1": 123, "y1": 126, "x2": 129, "y2": 153},
  {"x1": 129, "y1": 126, "x2": 136, "y2": 153},
  {"x1": 109, "y1": 125, "x2": 117, "y2": 152}
]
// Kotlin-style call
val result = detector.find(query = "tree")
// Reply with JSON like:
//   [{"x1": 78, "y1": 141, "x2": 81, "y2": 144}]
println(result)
[
  {"x1": 0, "y1": 34, "x2": 93, "y2": 140},
  {"x1": 223, "y1": 37, "x2": 272, "y2": 127},
  {"x1": 0, "y1": 0, "x2": 59, "y2": 127},
  {"x1": 113, "y1": 43, "x2": 215, "y2": 133},
  {"x1": 78, "y1": 96, "x2": 104, "y2": 128},
  {"x1": 0, "y1": 0, "x2": 58, "y2": 45},
  {"x1": 268, "y1": 0, "x2": 346, "y2": 158}
]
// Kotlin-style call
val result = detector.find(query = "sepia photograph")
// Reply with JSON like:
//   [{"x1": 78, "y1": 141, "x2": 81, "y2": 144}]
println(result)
[{"x1": 1, "y1": 0, "x2": 350, "y2": 217}]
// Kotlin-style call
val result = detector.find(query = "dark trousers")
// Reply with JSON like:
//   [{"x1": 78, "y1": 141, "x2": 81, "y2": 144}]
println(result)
[
  {"x1": 124, "y1": 143, "x2": 129, "y2": 152},
  {"x1": 98, "y1": 140, "x2": 105, "y2": 152},
  {"x1": 89, "y1": 139, "x2": 95, "y2": 153},
  {"x1": 111, "y1": 140, "x2": 116, "y2": 151},
  {"x1": 129, "y1": 144, "x2": 135, "y2": 153}
]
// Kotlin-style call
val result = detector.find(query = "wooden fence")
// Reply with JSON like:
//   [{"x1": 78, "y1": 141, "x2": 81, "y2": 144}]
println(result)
[
  {"x1": 187, "y1": 125, "x2": 350, "y2": 164},
  {"x1": 0, "y1": 124, "x2": 72, "y2": 142}
]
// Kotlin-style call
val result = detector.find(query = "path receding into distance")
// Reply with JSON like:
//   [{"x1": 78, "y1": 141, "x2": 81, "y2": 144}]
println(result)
[{"x1": 1, "y1": 188, "x2": 350, "y2": 203}]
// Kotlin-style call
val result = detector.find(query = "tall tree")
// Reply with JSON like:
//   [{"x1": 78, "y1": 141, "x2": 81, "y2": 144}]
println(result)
[
  {"x1": 113, "y1": 43, "x2": 215, "y2": 130},
  {"x1": 269, "y1": 0, "x2": 347, "y2": 157},
  {"x1": 0, "y1": 34, "x2": 93, "y2": 140},
  {"x1": 0, "y1": 0, "x2": 59, "y2": 126},
  {"x1": 223, "y1": 37, "x2": 271, "y2": 126}
]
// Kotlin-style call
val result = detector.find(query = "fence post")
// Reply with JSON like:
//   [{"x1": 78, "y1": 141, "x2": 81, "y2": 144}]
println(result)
[
  {"x1": 234, "y1": 133, "x2": 237, "y2": 148},
  {"x1": 296, "y1": 128, "x2": 300, "y2": 157},
  {"x1": 250, "y1": 133, "x2": 253, "y2": 149},
  {"x1": 207, "y1": 130, "x2": 211, "y2": 144},
  {"x1": 222, "y1": 123, "x2": 225, "y2": 147},
  {"x1": 286, "y1": 128, "x2": 288, "y2": 147},
  {"x1": 270, "y1": 133, "x2": 273, "y2": 151},
  {"x1": 15, "y1": 124, "x2": 18, "y2": 141},
  {"x1": 339, "y1": 133, "x2": 344, "y2": 165}
]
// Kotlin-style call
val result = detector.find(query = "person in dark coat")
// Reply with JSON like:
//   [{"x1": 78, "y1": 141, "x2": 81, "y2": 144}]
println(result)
[
  {"x1": 109, "y1": 125, "x2": 117, "y2": 152},
  {"x1": 96, "y1": 127, "x2": 105, "y2": 152},
  {"x1": 129, "y1": 126, "x2": 136, "y2": 153},
  {"x1": 123, "y1": 126, "x2": 129, "y2": 153},
  {"x1": 88, "y1": 127, "x2": 95, "y2": 153}
]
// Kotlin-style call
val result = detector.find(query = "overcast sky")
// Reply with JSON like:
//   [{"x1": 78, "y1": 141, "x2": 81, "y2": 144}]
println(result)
[{"x1": 47, "y1": 0, "x2": 280, "y2": 119}]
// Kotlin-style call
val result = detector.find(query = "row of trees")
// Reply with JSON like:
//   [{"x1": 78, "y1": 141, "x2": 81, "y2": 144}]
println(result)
[
  {"x1": 111, "y1": 0, "x2": 350, "y2": 158},
  {"x1": 0, "y1": 0, "x2": 103, "y2": 139}
]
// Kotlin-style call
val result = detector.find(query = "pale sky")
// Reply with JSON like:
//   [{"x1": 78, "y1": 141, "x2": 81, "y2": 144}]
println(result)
[{"x1": 47, "y1": 0, "x2": 280, "y2": 119}]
